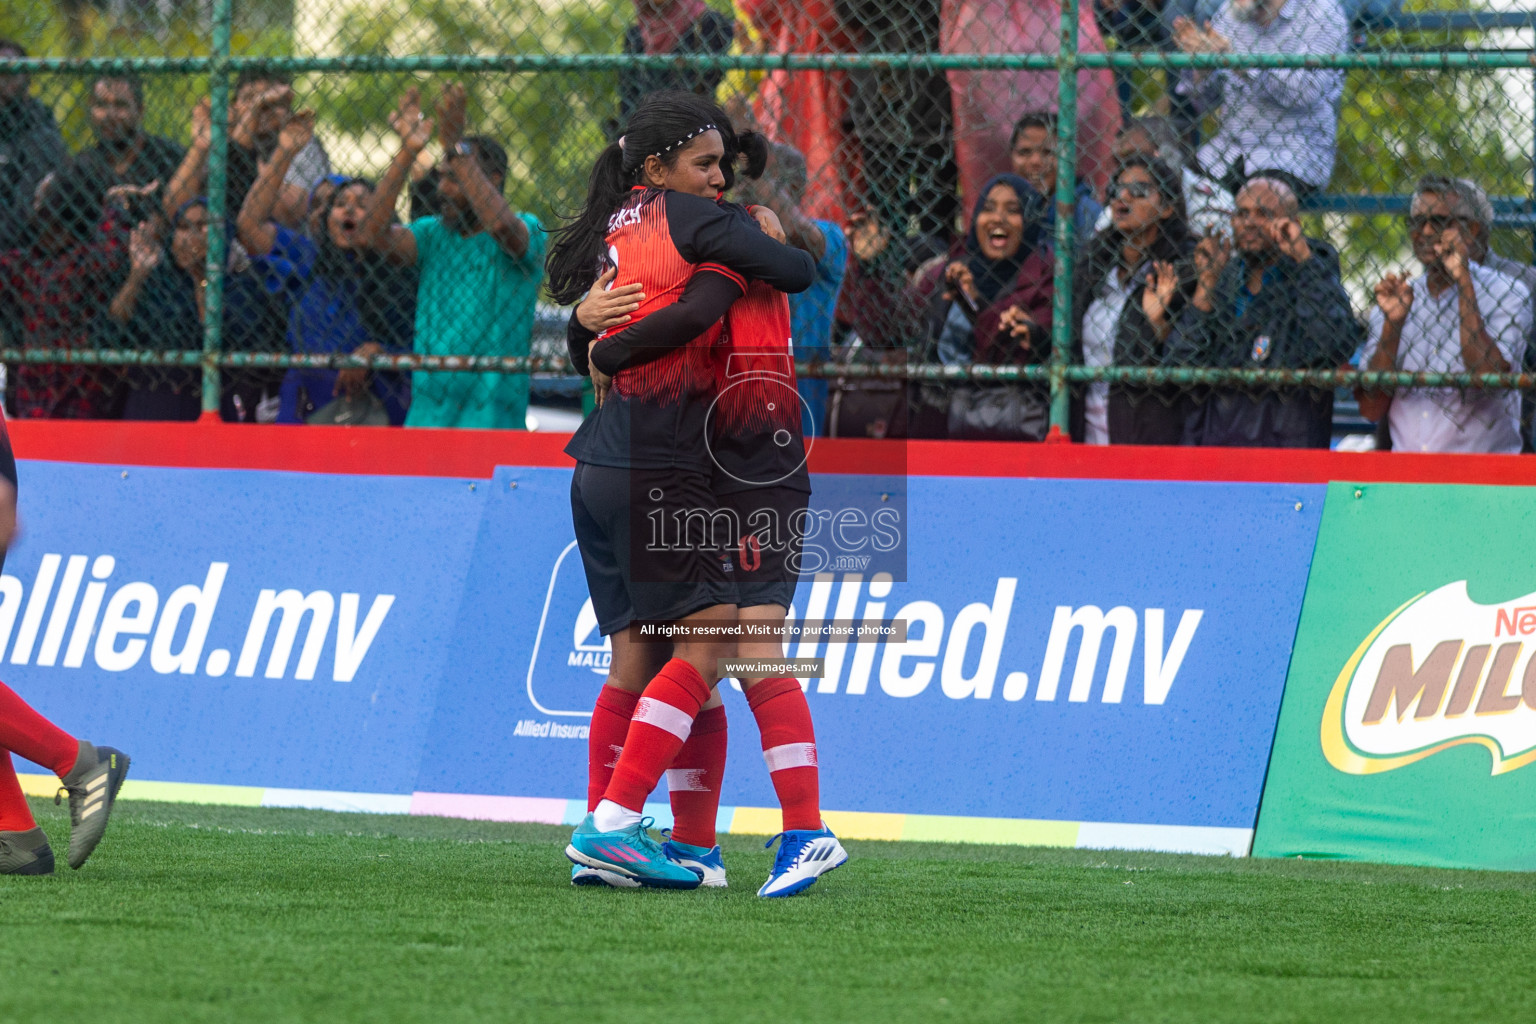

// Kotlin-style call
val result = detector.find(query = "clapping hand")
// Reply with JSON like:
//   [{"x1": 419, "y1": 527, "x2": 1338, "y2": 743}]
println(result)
[
  {"x1": 998, "y1": 305, "x2": 1036, "y2": 351},
  {"x1": 1141, "y1": 260, "x2": 1180, "y2": 328},
  {"x1": 1172, "y1": 17, "x2": 1232, "y2": 54},
  {"x1": 1374, "y1": 273, "x2": 1414, "y2": 325},
  {"x1": 1434, "y1": 224, "x2": 1472, "y2": 285},
  {"x1": 435, "y1": 83, "x2": 468, "y2": 153},
  {"x1": 276, "y1": 109, "x2": 315, "y2": 154},
  {"x1": 1193, "y1": 230, "x2": 1232, "y2": 291},
  {"x1": 191, "y1": 96, "x2": 213, "y2": 150},
  {"x1": 128, "y1": 221, "x2": 162, "y2": 276},
  {"x1": 943, "y1": 260, "x2": 979, "y2": 309},
  {"x1": 1270, "y1": 216, "x2": 1312, "y2": 263},
  {"x1": 104, "y1": 178, "x2": 161, "y2": 212},
  {"x1": 390, "y1": 87, "x2": 435, "y2": 153}
]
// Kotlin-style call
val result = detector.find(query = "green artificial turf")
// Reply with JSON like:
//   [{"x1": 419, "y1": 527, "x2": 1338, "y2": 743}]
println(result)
[{"x1": 1, "y1": 798, "x2": 1534, "y2": 1023}]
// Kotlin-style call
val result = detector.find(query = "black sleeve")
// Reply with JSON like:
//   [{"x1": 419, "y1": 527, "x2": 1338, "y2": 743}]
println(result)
[
  {"x1": 664, "y1": 191, "x2": 817, "y2": 294},
  {"x1": 566, "y1": 306, "x2": 595, "y2": 377},
  {"x1": 590, "y1": 270, "x2": 745, "y2": 376}
]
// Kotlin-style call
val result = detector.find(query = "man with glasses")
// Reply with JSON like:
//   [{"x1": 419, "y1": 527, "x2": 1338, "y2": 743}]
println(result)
[
  {"x1": 1359, "y1": 176, "x2": 1530, "y2": 454},
  {"x1": 1175, "y1": 176, "x2": 1356, "y2": 447}
]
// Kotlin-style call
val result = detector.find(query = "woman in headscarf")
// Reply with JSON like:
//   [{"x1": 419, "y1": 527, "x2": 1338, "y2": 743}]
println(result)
[{"x1": 906, "y1": 172, "x2": 1053, "y2": 438}]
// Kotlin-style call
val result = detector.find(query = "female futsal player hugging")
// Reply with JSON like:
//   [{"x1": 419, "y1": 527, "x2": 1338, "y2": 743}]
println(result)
[{"x1": 552, "y1": 92, "x2": 847, "y2": 897}]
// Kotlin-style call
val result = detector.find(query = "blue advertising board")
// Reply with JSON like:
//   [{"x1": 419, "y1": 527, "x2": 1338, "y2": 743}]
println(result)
[
  {"x1": 5, "y1": 460, "x2": 1323, "y2": 852},
  {"x1": 5, "y1": 461, "x2": 484, "y2": 798},
  {"x1": 423, "y1": 470, "x2": 1324, "y2": 852}
]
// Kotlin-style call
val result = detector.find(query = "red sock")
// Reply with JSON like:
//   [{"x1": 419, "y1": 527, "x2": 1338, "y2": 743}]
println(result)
[
  {"x1": 0, "y1": 752, "x2": 37, "y2": 832},
  {"x1": 747, "y1": 677, "x2": 821, "y2": 832},
  {"x1": 587, "y1": 685, "x2": 640, "y2": 812},
  {"x1": 0, "y1": 680, "x2": 78, "y2": 777},
  {"x1": 667, "y1": 704, "x2": 727, "y2": 848},
  {"x1": 603, "y1": 658, "x2": 712, "y2": 812}
]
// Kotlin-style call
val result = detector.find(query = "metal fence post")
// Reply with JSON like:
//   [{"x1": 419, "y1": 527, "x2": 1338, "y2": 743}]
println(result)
[
  {"x1": 201, "y1": 0, "x2": 233, "y2": 420},
  {"x1": 1049, "y1": 0, "x2": 1081, "y2": 437}
]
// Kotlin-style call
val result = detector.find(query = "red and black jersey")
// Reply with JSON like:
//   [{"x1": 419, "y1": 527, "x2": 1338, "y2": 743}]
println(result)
[
  {"x1": 565, "y1": 189, "x2": 815, "y2": 473},
  {"x1": 708, "y1": 281, "x2": 810, "y2": 494}
]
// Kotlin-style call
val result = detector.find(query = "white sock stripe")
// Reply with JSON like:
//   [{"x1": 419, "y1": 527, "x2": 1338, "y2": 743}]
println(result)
[
  {"x1": 664, "y1": 767, "x2": 711, "y2": 793},
  {"x1": 633, "y1": 698, "x2": 694, "y2": 742},
  {"x1": 763, "y1": 742, "x2": 817, "y2": 773}
]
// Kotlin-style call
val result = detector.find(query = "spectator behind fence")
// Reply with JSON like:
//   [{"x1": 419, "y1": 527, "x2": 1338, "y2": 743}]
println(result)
[
  {"x1": 0, "y1": 173, "x2": 141, "y2": 418},
  {"x1": 907, "y1": 173, "x2": 1053, "y2": 440},
  {"x1": 97, "y1": 198, "x2": 277, "y2": 421},
  {"x1": 1176, "y1": 177, "x2": 1357, "y2": 448},
  {"x1": 166, "y1": 68, "x2": 332, "y2": 227},
  {"x1": 837, "y1": 0, "x2": 957, "y2": 241},
  {"x1": 735, "y1": 141, "x2": 848, "y2": 437},
  {"x1": 620, "y1": 0, "x2": 733, "y2": 123},
  {"x1": 71, "y1": 75, "x2": 185, "y2": 206},
  {"x1": 1458, "y1": 178, "x2": 1536, "y2": 451},
  {"x1": 362, "y1": 85, "x2": 547, "y2": 430},
  {"x1": 1094, "y1": 116, "x2": 1234, "y2": 240},
  {"x1": 1010, "y1": 111, "x2": 1103, "y2": 245},
  {"x1": 1173, "y1": 0, "x2": 1346, "y2": 194},
  {"x1": 943, "y1": 0, "x2": 1120, "y2": 221},
  {"x1": 838, "y1": 205, "x2": 950, "y2": 353},
  {"x1": 1072, "y1": 157, "x2": 1195, "y2": 445},
  {"x1": 0, "y1": 39, "x2": 68, "y2": 251},
  {"x1": 1359, "y1": 177, "x2": 1530, "y2": 454},
  {"x1": 236, "y1": 111, "x2": 414, "y2": 425}
]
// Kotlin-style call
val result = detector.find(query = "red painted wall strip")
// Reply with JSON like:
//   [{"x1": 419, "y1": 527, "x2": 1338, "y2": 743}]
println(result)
[{"x1": 9, "y1": 420, "x2": 1536, "y2": 486}]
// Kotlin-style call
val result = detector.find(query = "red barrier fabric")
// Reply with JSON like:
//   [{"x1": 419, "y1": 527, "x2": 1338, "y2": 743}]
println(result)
[{"x1": 8, "y1": 420, "x2": 1536, "y2": 485}]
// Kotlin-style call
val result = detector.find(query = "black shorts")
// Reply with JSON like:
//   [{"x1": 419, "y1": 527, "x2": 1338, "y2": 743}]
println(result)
[
  {"x1": 570, "y1": 462, "x2": 738, "y2": 635},
  {"x1": 716, "y1": 486, "x2": 808, "y2": 611}
]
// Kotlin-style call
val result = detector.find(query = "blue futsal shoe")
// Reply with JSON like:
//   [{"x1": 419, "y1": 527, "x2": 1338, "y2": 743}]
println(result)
[
  {"x1": 758, "y1": 824, "x2": 848, "y2": 898},
  {"x1": 566, "y1": 813, "x2": 702, "y2": 890},
  {"x1": 571, "y1": 863, "x2": 639, "y2": 888},
  {"x1": 661, "y1": 832, "x2": 728, "y2": 888}
]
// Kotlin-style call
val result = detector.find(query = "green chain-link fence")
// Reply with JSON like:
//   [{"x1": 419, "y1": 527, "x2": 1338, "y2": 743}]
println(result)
[{"x1": 1, "y1": 0, "x2": 1534, "y2": 448}]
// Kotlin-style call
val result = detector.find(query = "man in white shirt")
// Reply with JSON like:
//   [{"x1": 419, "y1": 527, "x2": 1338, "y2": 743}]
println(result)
[
  {"x1": 1173, "y1": 0, "x2": 1347, "y2": 192},
  {"x1": 1360, "y1": 177, "x2": 1530, "y2": 454}
]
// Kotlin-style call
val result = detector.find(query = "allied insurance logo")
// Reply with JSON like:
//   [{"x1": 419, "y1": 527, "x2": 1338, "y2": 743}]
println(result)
[{"x1": 1322, "y1": 581, "x2": 1536, "y2": 776}]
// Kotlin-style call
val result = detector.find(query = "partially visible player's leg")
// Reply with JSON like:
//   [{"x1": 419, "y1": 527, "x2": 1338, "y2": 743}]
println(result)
[
  {"x1": 0, "y1": 680, "x2": 131, "y2": 872},
  {"x1": 662, "y1": 690, "x2": 728, "y2": 886},
  {"x1": 574, "y1": 631, "x2": 670, "y2": 888},
  {"x1": 738, "y1": 619, "x2": 847, "y2": 898},
  {"x1": 726, "y1": 485, "x2": 845, "y2": 897},
  {"x1": 0, "y1": 751, "x2": 52, "y2": 875},
  {"x1": 565, "y1": 465, "x2": 731, "y2": 888}
]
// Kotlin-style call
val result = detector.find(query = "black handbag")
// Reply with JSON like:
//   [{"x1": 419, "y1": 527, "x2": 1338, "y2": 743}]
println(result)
[
  {"x1": 945, "y1": 382, "x2": 1049, "y2": 441},
  {"x1": 919, "y1": 300, "x2": 1050, "y2": 442}
]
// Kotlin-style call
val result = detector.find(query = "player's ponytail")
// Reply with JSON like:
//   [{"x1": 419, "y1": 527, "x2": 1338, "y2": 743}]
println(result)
[
  {"x1": 547, "y1": 141, "x2": 627, "y2": 305},
  {"x1": 735, "y1": 131, "x2": 769, "y2": 182}
]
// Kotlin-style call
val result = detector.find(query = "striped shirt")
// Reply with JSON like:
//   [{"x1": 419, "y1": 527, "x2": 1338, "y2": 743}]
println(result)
[{"x1": 1194, "y1": 0, "x2": 1347, "y2": 188}]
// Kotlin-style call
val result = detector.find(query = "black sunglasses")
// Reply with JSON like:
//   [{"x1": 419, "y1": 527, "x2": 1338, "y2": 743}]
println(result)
[
  {"x1": 1109, "y1": 181, "x2": 1159, "y2": 201},
  {"x1": 1408, "y1": 213, "x2": 1464, "y2": 233}
]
